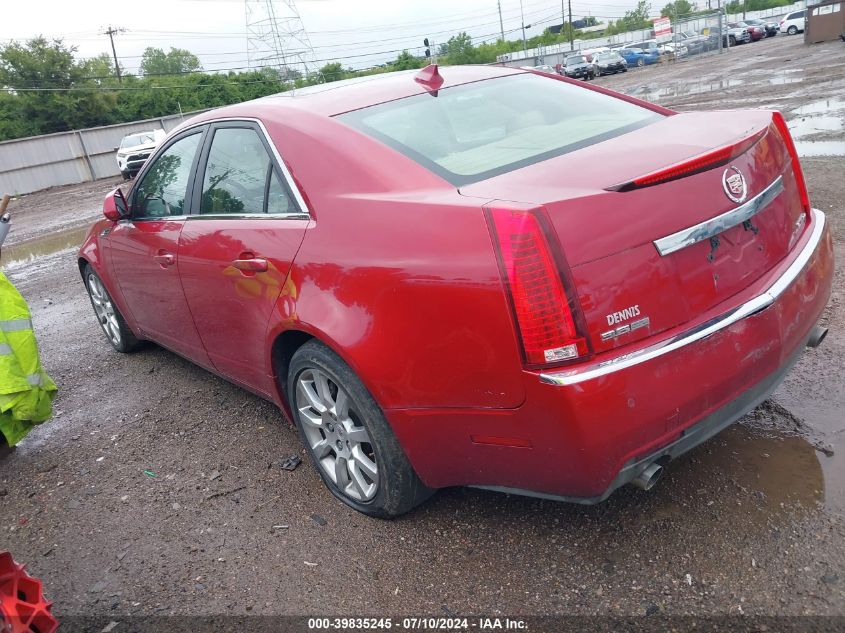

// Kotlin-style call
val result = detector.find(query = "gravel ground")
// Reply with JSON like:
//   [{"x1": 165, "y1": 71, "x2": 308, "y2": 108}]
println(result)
[{"x1": 0, "y1": 34, "x2": 844, "y2": 625}]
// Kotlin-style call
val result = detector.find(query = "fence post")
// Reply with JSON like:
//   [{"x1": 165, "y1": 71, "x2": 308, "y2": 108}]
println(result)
[{"x1": 75, "y1": 131, "x2": 96, "y2": 182}]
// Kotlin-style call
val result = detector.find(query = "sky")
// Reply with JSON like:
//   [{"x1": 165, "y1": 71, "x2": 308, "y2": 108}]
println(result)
[{"x1": 0, "y1": 0, "x2": 646, "y2": 75}]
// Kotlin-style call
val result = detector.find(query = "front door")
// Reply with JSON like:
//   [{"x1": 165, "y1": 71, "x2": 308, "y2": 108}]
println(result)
[
  {"x1": 109, "y1": 128, "x2": 211, "y2": 366},
  {"x1": 177, "y1": 123, "x2": 309, "y2": 395}
]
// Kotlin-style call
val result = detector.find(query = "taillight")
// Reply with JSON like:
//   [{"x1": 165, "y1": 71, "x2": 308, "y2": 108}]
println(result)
[
  {"x1": 772, "y1": 111, "x2": 811, "y2": 215},
  {"x1": 485, "y1": 207, "x2": 590, "y2": 367},
  {"x1": 610, "y1": 129, "x2": 766, "y2": 191}
]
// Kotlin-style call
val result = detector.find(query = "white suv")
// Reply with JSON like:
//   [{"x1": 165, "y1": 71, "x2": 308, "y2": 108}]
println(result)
[
  {"x1": 115, "y1": 129, "x2": 166, "y2": 179},
  {"x1": 779, "y1": 9, "x2": 806, "y2": 35}
]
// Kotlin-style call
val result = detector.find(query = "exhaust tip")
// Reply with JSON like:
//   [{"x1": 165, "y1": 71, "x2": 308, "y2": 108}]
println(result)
[
  {"x1": 807, "y1": 326, "x2": 829, "y2": 349},
  {"x1": 631, "y1": 462, "x2": 664, "y2": 491}
]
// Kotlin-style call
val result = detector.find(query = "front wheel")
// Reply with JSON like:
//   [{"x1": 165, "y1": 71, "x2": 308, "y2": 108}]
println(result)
[
  {"x1": 729, "y1": 35, "x2": 737, "y2": 46},
  {"x1": 636, "y1": 58, "x2": 644, "y2": 67},
  {"x1": 787, "y1": 26, "x2": 798, "y2": 35},
  {"x1": 84, "y1": 265, "x2": 141, "y2": 353},
  {"x1": 288, "y1": 341, "x2": 434, "y2": 517}
]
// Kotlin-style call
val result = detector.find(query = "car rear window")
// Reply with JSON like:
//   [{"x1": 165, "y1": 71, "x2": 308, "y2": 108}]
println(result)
[{"x1": 337, "y1": 73, "x2": 661, "y2": 186}]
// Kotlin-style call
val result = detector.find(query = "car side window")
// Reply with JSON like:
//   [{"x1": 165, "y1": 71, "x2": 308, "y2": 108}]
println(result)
[
  {"x1": 133, "y1": 132, "x2": 201, "y2": 219},
  {"x1": 200, "y1": 127, "x2": 295, "y2": 215},
  {"x1": 266, "y1": 168, "x2": 292, "y2": 214}
]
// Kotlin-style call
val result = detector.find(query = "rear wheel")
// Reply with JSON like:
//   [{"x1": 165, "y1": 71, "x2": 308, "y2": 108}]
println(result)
[
  {"x1": 787, "y1": 25, "x2": 798, "y2": 35},
  {"x1": 84, "y1": 265, "x2": 141, "y2": 353},
  {"x1": 288, "y1": 341, "x2": 434, "y2": 517}
]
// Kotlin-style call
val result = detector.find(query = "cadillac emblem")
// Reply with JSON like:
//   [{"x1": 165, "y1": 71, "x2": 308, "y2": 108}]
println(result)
[{"x1": 722, "y1": 166, "x2": 748, "y2": 204}]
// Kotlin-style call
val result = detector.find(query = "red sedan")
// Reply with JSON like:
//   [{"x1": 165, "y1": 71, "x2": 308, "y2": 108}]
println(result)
[{"x1": 79, "y1": 65, "x2": 833, "y2": 517}]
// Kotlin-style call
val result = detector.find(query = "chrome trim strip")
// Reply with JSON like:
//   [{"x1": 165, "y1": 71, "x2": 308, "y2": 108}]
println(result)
[
  {"x1": 653, "y1": 175, "x2": 784, "y2": 256},
  {"x1": 186, "y1": 212, "x2": 310, "y2": 221},
  {"x1": 540, "y1": 209, "x2": 825, "y2": 387},
  {"x1": 168, "y1": 116, "x2": 312, "y2": 218}
]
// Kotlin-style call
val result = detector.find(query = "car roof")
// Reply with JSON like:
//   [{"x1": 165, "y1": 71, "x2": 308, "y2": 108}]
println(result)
[{"x1": 188, "y1": 65, "x2": 526, "y2": 123}]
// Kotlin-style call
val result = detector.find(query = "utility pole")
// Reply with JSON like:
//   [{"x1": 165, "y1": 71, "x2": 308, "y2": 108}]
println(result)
[
  {"x1": 568, "y1": 0, "x2": 574, "y2": 51},
  {"x1": 717, "y1": 0, "x2": 724, "y2": 53},
  {"x1": 103, "y1": 26, "x2": 124, "y2": 83},
  {"x1": 519, "y1": 0, "x2": 528, "y2": 51},
  {"x1": 497, "y1": 0, "x2": 505, "y2": 41}
]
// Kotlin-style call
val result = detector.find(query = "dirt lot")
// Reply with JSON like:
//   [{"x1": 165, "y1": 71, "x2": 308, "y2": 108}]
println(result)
[{"x1": 1, "y1": 34, "x2": 844, "y2": 626}]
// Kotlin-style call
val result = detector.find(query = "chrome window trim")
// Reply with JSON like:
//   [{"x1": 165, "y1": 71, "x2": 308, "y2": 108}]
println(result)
[
  {"x1": 653, "y1": 175, "x2": 784, "y2": 256},
  {"x1": 540, "y1": 209, "x2": 826, "y2": 387},
  {"x1": 186, "y1": 212, "x2": 310, "y2": 221},
  {"x1": 171, "y1": 116, "x2": 312, "y2": 218}
]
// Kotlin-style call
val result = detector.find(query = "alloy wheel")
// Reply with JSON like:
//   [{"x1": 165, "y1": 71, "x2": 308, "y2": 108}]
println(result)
[
  {"x1": 87, "y1": 274, "x2": 122, "y2": 347},
  {"x1": 295, "y1": 367, "x2": 379, "y2": 502}
]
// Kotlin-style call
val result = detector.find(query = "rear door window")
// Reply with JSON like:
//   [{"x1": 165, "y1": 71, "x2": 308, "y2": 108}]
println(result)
[
  {"x1": 199, "y1": 126, "x2": 296, "y2": 215},
  {"x1": 338, "y1": 73, "x2": 661, "y2": 186}
]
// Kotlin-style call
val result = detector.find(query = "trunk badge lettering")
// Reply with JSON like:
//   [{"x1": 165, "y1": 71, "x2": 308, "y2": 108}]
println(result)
[
  {"x1": 601, "y1": 316, "x2": 650, "y2": 342},
  {"x1": 722, "y1": 166, "x2": 748, "y2": 204}
]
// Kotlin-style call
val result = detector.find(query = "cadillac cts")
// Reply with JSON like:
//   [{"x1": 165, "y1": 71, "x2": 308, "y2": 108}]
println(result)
[{"x1": 79, "y1": 65, "x2": 833, "y2": 517}]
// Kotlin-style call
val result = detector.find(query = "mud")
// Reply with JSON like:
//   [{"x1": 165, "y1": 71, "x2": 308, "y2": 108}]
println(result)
[{"x1": 0, "y1": 34, "x2": 844, "y2": 620}]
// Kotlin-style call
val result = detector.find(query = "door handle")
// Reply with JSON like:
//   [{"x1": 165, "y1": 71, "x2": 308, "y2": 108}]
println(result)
[
  {"x1": 154, "y1": 252, "x2": 175, "y2": 267},
  {"x1": 231, "y1": 256, "x2": 268, "y2": 273}
]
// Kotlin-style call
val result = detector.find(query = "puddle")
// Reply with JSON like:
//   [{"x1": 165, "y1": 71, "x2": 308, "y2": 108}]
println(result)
[
  {"x1": 1, "y1": 225, "x2": 90, "y2": 268},
  {"x1": 767, "y1": 75, "x2": 803, "y2": 86},
  {"x1": 692, "y1": 424, "x2": 826, "y2": 515},
  {"x1": 791, "y1": 97, "x2": 845, "y2": 116},
  {"x1": 627, "y1": 78, "x2": 746, "y2": 101},
  {"x1": 788, "y1": 115, "x2": 844, "y2": 138},
  {"x1": 793, "y1": 140, "x2": 845, "y2": 157}
]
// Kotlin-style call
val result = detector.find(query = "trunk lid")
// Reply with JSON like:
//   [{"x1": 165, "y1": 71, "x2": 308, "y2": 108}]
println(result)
[{"x1": 461, "y1": 110, "x2": 807, "y2": 355}]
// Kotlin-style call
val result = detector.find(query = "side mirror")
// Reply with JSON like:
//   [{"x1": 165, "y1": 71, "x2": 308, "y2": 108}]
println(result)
[{"x1": 103, "y1": 187, "x2": 128, "y2": 221}]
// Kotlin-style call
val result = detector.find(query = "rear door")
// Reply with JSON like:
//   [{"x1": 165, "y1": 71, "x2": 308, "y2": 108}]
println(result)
[
  {"x1": 177, "y1": 121, "x2": 310, "y2": 396},
  {"x1": 109, "y1": 127, "x2": 212, "y2": 365}
]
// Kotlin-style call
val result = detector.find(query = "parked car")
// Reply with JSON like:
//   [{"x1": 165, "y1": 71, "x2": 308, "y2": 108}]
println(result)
[
  {"x1": 780, "y1": 9, "x2": 806, "y2": 35},
  {"x1": 562, "y1": 54, "x2": 595, "y2": 80},
  {"x1": 619, "y1": 46, "x2": 660, "y2": 66},
  {"x1": 80, "y1": 65, "x2": 833, "y2": 517},
  {"x1": 744, "y1": 18, "x2": 779, "y2": 37},
  {"x1": 115, "y1": 130, "x2": 166, "y2": 180},
  {"x1": 705, "y1": 25, "x2": 751, "y2": 47},
  {"x1": 730, "y1": 21, "x2": 765, "y2": 41},
  {"x1": 658, "y1": 42, "x2": 689, "y2": 58},
  {"x1": 676, "y1": 30, "x2": 710, "y2": 54},
  {"x1": 581, "y1": 46, "x2": 609, "y2": 62},
  {"x1": 592, "y1": 51, "x2": 627, "y2": 75},
  {"x1": 522, "y1": 64, "x2": 556, "y2": 73}
]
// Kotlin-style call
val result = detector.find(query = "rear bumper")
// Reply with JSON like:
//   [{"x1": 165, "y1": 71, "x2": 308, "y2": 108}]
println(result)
[{"x1": 389, "y1": 209, "x2": 833, "y2": 500}]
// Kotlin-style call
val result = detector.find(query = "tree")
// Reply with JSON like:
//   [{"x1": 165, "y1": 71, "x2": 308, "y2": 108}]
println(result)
[
  {"x1": 139, "y1": 47, "x2": 202, "y2": 77},
  {"x1": 439, "y1": 32, "x2": 476, "y2": 64},
  {"x1": 0, "y1": 37, "x2": 117, "y2": 138},
  {"x1": 392, "y1": 50, "x2": 424, "y2": 71},
  {"x1": 318, "y1": 62, "x2": 345, "y2": 83},
  {"x1": 661, "y1": 0, "x2": 696, "y2": 21},
  {"x1": 79, "y1": 53, "x2": 121, "y2": 84}
]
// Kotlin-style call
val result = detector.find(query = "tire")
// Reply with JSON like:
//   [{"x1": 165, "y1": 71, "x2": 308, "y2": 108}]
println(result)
[
  {"x1": 287, "y1": 341, "x2": 434, "y2": 518},
  {"x1": 121, "y1": 170, "x2": 130, "y2": 180},
  {"x1": 729, "y1": 35, "x2": 737, "y2": 47},
  {"x1": 787, "y1": 26, "x2": 797, "y2": 35},
  {"x1": 84, "y1": 264, "x2": 142, "y2": 353},
  {"x1": 636, "y1": 58, "x2": 644, "y2": 67}
]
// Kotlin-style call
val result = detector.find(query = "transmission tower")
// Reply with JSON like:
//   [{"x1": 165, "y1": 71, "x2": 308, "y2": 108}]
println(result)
[{"x1": 245, "y1": 0, "x2": 317, "y2": 81}]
